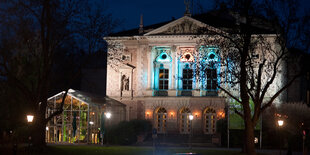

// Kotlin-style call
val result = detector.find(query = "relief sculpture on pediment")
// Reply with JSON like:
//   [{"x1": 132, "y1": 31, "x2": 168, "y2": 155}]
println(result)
[{"x1": 163, "y1": 19, "x2": 200, "y2": 34}]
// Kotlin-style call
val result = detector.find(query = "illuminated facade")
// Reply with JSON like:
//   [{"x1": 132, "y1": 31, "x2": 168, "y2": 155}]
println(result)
[
  {"x1": 105, "y1": 16, "x2": 227, "y2": 137},
  {"x1": 105, "y1": 14, "x2": 284, "y2": 138}
]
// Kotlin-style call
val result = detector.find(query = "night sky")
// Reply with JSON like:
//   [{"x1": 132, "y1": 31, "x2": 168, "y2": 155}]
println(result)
[
  {"x1": 104, "y1": 0, "x2": 214, "y2": 32},
  {"x1": 103, "y1": 0, "x2": 310, "y2": 32}
]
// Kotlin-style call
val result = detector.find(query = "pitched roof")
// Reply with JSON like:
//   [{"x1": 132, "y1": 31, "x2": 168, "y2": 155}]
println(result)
[
  {"x1": 109, "y1": 20, "x2": 173, "y2": 37},
  {"x1": 108, "y1": 10, "x2": 276, "y2": 37},
  {"x1": 48, "y1": 89, "x2": 126, "y2": 107}
]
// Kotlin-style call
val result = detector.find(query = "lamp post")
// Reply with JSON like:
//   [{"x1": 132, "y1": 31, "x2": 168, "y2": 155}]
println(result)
[
  {"x1": 189, "y1": 114, "x2": 194, "y2": 150},
  {"x1": 105, "y1": 112, "x2": 111, "y2": 146},
  {"x1": 26, "y1": 115, "x2": 34, "y2": 150},
  {"x1": 277, "y1": 119, "x2": 284, "y2": 155}
]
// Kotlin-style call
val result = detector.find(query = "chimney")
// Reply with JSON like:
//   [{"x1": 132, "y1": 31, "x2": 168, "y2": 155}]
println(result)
[{"x1": 139, "y1": 14, "x2": 144, "y2": 34}]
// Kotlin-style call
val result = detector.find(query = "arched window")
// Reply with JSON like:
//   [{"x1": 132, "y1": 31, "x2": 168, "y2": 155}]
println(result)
[
  {"x1": 153, "y1": 49, "x2": 172, "y2": 92},
  {"x1": 179, "y1": 107, "x2": 192, "y2": 134},
  {"x1": 203, "y1": 107, "x2": 216, "y2": 134},
  {"x1": 155, "y1": 107, "x2": 167, "y2": 133},
  {"x1": 206, "y1": 51, "x2": 219, "y2": 90},
  {"x1": 199, "y1": 48, "x2": 220, "y2": 92}
]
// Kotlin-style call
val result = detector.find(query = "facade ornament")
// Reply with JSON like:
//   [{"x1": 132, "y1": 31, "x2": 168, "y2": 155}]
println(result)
[
  {"x1": 184, "y1": 0, "x2": 191, "y2": 17},
  {"x1": 121, "y1": 75, "x2": 130, "y2": 91},
  {"x1": 139, "y1": 14, "x2": 144, "y2": 34},
  {"x1": 163, "y1": 20, "x2": 199, "y2": 34}
]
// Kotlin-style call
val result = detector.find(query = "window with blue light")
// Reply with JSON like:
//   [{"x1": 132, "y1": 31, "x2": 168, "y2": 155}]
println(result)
[
  {"x1": 199, "y1": 47, "x2": 220, "y2": 91},
  {"x1": 159, "y1": 65, "x2": 169, "y2": 90}
]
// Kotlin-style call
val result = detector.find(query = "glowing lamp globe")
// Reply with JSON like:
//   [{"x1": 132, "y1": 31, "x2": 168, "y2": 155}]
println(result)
[
  {"x1": 105, "y1": 112, "x2": 111, "y2": 119},
  {"x1": 27, "y1": 115, "x2": 34, "y2": 123},
  {"x1": 189, "y1": 114, "x2": 194, "y2": 121},
  {"x1": 277, "y1": 120, "x2": 284, "y2": 127}
]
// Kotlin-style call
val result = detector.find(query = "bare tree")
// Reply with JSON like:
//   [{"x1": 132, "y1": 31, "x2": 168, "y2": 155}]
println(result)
[
  {"x1": 197, "y1": 0, "x2": 305, "y2": 154},
  {"x1": 0, "y1": 0, "x2": 116, "y2": 147}
]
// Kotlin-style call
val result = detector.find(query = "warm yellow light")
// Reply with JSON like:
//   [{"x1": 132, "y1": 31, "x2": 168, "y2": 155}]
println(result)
[
  {"x1": 170, "y1": 112, "x2": 174, "y2": 117},
  {"x1": 195, "y1": 112, "x2": 198, "y2": 118},
  {"x1": 217, "y1": 111, "x2": 225, "y2": 119},
  {"x1": 27, "y1": 115, "x2": 34, "y2": 123},
  {"x1": 254, "y1": 137, "x2": 258, "y2": 144},
  {"x1": 278, "y1": 120, "x2": 284, "y2": 127}
]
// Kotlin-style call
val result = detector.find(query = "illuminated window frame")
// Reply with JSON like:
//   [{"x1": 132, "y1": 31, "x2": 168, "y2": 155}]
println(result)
[
  {"x1": 180, "y1": 52, "x2": 194, "y2": 62},
  {"x1": 179, "y1": 108, "x2": 192, "y2": 134},
  {"x1": 199, "y1": 47, "x2": 220, "y2": 91},
  {"x1": 203, "y1": 107, "x2": 216, "y2": 134},
  {"x1": 155, "y1": 107, "x2": 167, "y2": 133},
  {"x1": 155, "y1": 52, "x2": 172, "y2": 63},
  {"x1": 159, "y1": 65, "x2": 169, "y2": 90}
]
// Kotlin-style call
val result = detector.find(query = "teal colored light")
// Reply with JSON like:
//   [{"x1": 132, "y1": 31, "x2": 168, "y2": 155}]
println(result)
[
  {"x1": 207, "y1": 51, "x2": 219, "y2": 62},
  {"x1": 199, "y1": 47, "x2": 221, "y2": 91},
  {"x1": 155, "y1": 52, "x2": 172, "y2": 62}
]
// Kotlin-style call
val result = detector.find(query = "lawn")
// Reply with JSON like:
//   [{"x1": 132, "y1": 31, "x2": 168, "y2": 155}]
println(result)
[
  {"x1": 1, "y1": 145, "x2": 270, "y2": 155},
  {"x1": 36, "y1": 145, "x2": 268, "y2": 155}
]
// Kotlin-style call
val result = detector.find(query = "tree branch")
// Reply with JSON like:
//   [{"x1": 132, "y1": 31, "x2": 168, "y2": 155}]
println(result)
[
  {"x1": 45, "y1": 89, "x2": 68, "y2": 123},
  {"x1": 261, "y1": 73, "x2": 301, "y2": 112},
  {"x1": 217, "y1": 85, "x2": 242, "y2": 104}
]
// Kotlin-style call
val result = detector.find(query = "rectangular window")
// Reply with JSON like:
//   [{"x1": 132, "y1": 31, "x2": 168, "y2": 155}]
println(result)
[
  {"x1": 183, "y1": 69, "x2": 193, "y2": 90},
  {"x1": 159, "y1": 69, "x2": 169, "y2": 90},
  {"x1": 206, "y1": 69, "x2": 217, "y2": 90}
]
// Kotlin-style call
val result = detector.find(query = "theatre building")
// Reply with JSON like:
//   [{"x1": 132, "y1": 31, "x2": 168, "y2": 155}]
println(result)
[
  {"x1": 46, "y1": 11, "x2": 285, "y2": 144},
  {"x1": 105, "y1": 14, "x2": 229, "y2": 138}
]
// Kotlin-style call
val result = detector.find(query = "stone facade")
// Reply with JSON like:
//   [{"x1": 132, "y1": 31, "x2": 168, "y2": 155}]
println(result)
[{"x1": 105, "y1": 15, "x2": 284, "y2": 136}]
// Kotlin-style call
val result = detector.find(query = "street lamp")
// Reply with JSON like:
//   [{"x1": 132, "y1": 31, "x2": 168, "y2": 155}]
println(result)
[
  {"x1": 105, "y1": 112, "x2": 111, "y2": 119},
  {"x1": 105, "y1": 112, "x2": 111, "y2": 146},
  {"x1": 26, "y1": 115, "x2": 34, "y2": 150},
  {"x1": 277, "y1": 120, "x2": 284, "y2": 127},
  {"x1": 277, "y1": 119, "x2": 284, "y2": 155},
  {"x1": 27, "y1": 115, "x2": 34, "y2": 123},
  {"x1": 189, "y1": 114, "x2": 194, "y2": 149}
]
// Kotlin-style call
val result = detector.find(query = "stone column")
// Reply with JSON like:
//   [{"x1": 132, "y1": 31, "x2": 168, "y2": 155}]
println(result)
[
  {"x1": 145, "y1": 46, "x2": 154, "y2": 96},
  {"x1": 171, "y1": 47, "x2": 176, "y2": 89},
  {"x1": 168, "y1": 46, "x2": 177, "y2": 96},
  {"x1": 147, "y1": 46, "x2": 153, "y2": 89}
]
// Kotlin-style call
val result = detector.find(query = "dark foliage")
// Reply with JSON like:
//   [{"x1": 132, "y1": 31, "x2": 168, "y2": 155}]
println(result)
[{"x1": 106, "y1": 119, "x2": 152, "y2": 145}]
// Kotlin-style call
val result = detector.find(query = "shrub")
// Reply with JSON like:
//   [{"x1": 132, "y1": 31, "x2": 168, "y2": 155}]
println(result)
[{"x1": 106, "y1": 119, "x2": 152, "y2": 145}]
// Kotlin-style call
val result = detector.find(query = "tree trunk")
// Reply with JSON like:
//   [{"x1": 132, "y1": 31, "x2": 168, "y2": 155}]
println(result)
[
  {"x1": 32, "y1": 113, "x2": 46, "y2": 148},
  {"x1": 244, "y1": 116, "x2": 256, "y2": 155}
]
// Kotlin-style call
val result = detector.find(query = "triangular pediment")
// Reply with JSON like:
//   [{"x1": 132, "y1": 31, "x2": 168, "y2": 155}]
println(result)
[{"x1": 144, "y1": 16, "x2": 220, "y2": 36}]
